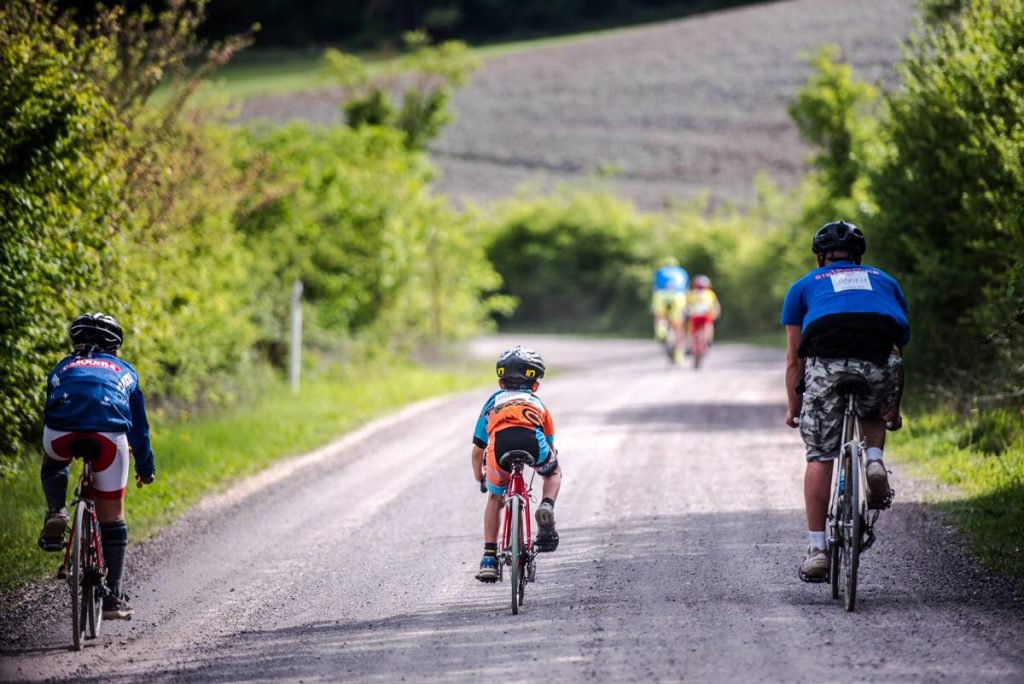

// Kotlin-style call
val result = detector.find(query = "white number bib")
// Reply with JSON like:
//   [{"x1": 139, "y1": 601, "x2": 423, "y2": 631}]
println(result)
[{"x1": 831, "y1": 270, "x2": 872, "y2": 293}]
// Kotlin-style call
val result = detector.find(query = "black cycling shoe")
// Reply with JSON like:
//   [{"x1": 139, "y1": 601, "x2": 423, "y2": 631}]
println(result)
[
  {"x1": 103, "y1": 593, "x2": 134, "y2": 620},
  {"x1": 535, "y1": 531, "x2": 559, "y2": 553},
  {"x1": 38, "y1": 508, "x2": 68, "y2": 552},
  {"x1": 534, "y1": 502, "x2": 559, "y2": 552}
]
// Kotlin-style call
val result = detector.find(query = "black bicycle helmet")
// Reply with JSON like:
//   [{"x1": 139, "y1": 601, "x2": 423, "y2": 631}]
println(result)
[
  {"x1": 69, "y1": 312, "x2": 123, "y2": 352},
  {"x1": 812, "y1": 220, "x2": 866, "y2": 258},
  {"x1": 496, "y1": 345, "x2": 545, "y2": 387}
]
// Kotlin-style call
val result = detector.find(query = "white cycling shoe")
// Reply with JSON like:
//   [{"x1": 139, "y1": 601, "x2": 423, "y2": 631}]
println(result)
[{"x1": 799, "y1": 547, "x2": 830, "y2": 583}]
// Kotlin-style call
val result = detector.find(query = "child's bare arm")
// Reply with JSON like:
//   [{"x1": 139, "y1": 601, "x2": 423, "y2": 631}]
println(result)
[{"x1": 471, "y1": 445, "x2": 485, "y2": 482}]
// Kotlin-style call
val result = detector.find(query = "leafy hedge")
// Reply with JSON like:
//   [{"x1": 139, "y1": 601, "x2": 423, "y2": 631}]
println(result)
[
  {"x1": 1, "y1": 3, "x2": 122, "y2": 456},
  {"x1": 0, "y1": 2, "x2": 504, "y2": 462},
  {"x1": 869, "y1": 0, "x2": 1024, "y2": 396},
  {"x1": 786, "y1": 0, "x2": 1024, "y2": 400},
  {"x1": 482, "y1": 180, "x2": 803, "y2": 338}
]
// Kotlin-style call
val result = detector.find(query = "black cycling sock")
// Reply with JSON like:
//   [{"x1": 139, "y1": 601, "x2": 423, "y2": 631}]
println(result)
[
  {"x1": 100, "y1": 520, "x2": 128, "y2": 597},
  {"x1": 40, "y1": 460, "x2": 69, "y2": 513},
  {"x1": 541, "y1": 497, "x2": 555, "y2": 510},
  {"x1": 483, "y1": 543, "x2": 497, "y2": 557}
]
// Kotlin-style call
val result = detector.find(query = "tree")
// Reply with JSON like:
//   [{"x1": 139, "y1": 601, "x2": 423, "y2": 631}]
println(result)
[
  {"x1": 325, "y1": 31, "x2": 480, "y2": 151},
  {"x1": 870, "y1": 0, "x2": 1024, "y2": 396}
]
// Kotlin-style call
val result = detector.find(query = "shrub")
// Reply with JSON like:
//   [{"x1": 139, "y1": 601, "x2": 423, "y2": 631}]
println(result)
[
  {"x1": 484, "y1": 190, "x2": 655, "y2": 334},
  {"x1": 869, "y1": 0, "x2": 1024, "y2": 395},
  {"x1": 0, "y1": 2, "x2": 119, "y2": 455}
]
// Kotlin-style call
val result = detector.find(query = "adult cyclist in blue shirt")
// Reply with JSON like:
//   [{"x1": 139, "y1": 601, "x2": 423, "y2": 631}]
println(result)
[
  {"x1": 651, "y1": 258, "x2": 690, "y2": 364},
  {"x1": 780, "y1": 221, "x2": 908, "y2": 582},
  {"x1": 38, "y1": 313, "x2": 156, "y2": 619}
]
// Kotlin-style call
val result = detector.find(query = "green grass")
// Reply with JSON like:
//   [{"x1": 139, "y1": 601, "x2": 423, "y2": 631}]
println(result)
[
  {"x1": 197, "y1": 52, "x2": 330, "y2": 100},
  {"x1": 0, "y1": 362, "x2": 490, "y2": 590},
  {"x1": 890, "y1": 408, "x2": 1024, "y2": 579}
]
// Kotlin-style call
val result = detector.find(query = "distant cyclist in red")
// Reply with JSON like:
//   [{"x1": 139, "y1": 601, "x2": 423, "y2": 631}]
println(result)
[
  {"x1": 38, "y1": 313, "x2": 156, "y2": 619},
  {"x1": 471, "y1": 346, "x2": 561, "y2": 582}
]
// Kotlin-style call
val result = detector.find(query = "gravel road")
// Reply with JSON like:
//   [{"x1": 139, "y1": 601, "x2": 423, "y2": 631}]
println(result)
[
  {"x1": 3, "y1": 336, "x2": 1023, "y2": 682},
  {"x1": 238, "y1": 0, "x2": 917, "y2": 208}
]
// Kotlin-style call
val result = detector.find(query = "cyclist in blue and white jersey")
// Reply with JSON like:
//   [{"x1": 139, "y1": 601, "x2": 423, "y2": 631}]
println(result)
[
  {"x1": 781, "y1": 221, "x2": 909, "y2": 582},
  {"x1": 651, "y1": 258, "x2": 689, "y2": 363},
  {"x1": 39, "y1": 313, "x2": 156, "y2": 619}
]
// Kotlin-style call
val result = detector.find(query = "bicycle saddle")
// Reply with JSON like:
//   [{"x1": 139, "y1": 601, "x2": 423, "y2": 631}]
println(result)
[
  {"x1": 834, "y1": 377, "x2": 871, "y2": 398},
  {"x1": 498, "y1": 450, "x2": 536, "y2": 470},
  {"x1": 69, "y1": 439, "x2": 100, "y2": 462}
]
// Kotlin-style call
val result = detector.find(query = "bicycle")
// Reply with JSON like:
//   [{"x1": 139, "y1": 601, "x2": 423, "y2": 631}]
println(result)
[
  {"x1": 689, "y1": 315, "x2": 712, "y2": 369},
  {"x1": 496, "y1": 449, "x2": 538, "y2": 615},
  {"x1": 817, "y1": 379, "x2": 893, "y2": 611},
  {"x1": 659, "y1": 301, "x2": 685, "y2": 366},
  {"x1": 56, "y1": 441, "x2": 108, "y2": 650}
]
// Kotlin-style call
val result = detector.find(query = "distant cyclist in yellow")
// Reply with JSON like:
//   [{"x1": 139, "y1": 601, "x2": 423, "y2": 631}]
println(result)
[
  {"x1": 685, "y1": 275, "x2": 721, "y2": 351},
  {"x1": 651, "y1": 258, "x2": 689, "y2": 363}
]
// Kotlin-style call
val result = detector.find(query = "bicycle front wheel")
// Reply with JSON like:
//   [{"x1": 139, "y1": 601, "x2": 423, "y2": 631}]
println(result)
[
  {"x1": 509, "y1": 497, "x2": 522, "y2": 615},
  {"x1": 69, "y1": 502, "x2": 87, "y2": 650},
  {"x1": 843, "y1": 447, "x2": 861, "y2": 612},
  {"x1": 85, "y1": 516, "x2": 103, "y2": 639}
]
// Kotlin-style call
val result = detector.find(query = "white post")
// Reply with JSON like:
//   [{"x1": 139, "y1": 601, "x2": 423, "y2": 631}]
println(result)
[{"x1": 289, "y1": 280, "x2": 303, "y2": 394}]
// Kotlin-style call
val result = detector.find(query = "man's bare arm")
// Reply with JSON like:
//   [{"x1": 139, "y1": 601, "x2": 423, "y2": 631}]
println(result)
[{"x1": 785, "y1": 325, "x2": 805, "y2": 428}]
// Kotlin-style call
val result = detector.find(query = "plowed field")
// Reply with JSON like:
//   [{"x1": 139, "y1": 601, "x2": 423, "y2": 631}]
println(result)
[{"x1": 239, "y1": 0, "x2": 916, "y2": 208}]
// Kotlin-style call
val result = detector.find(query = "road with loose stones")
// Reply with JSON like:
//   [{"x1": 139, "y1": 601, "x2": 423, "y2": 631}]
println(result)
[{"x1": 2, "y1": 336, "x2": 1022, "y2": 682}]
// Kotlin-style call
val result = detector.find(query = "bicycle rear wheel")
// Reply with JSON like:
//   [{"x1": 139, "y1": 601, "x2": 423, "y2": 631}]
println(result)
[
  {"x1": 842, "y1": 446, "x2": 861, "y2": 612},
  {"x1": 509, "y1": 497, "x2": 522, "y2": 615},
  {"x1": 69, "y1": 502, "x2": 87, "y2": 650}
]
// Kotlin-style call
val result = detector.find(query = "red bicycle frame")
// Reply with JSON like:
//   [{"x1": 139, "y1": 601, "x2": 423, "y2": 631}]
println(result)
[
  {"x1": 61, "y1": 460, "x2": 104, "y2": 579},
  {"x1": 499, "y1": 467, "x2": 533, "y2": 556},
  {"x1": 689, "y1": 314, "x2": 712, "y2": 353}
]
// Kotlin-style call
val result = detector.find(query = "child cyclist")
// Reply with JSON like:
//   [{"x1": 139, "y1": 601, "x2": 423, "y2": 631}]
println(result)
[
  {"x1": 471, "y1": 346, "x2": 562, "y2": 582},
  {"x1": 38, "y1": 313, "x2": 156, "y2": 619}
]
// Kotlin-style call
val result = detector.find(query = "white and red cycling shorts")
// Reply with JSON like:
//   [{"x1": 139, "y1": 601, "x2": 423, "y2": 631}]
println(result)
[{"x1": 43, "y1": 427, "x2": 130, "y2": 500}]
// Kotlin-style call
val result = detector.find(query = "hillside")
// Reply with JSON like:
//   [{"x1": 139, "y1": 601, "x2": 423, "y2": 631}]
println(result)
[{"x1": 241, "y1": 0, "x2": 917, "y2": 208}]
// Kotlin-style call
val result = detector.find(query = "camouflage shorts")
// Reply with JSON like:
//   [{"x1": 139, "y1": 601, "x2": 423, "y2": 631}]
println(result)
[{"x1": 799, "y1": 356, "x2": 901, "y2": 462}]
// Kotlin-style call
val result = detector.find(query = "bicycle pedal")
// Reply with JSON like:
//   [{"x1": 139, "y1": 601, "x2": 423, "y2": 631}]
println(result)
[
  {"x1": 38, "y1": 538, "x2": 64, "y2": 553},
  {"x1": 860, "y1": 529, "x2": 877, "y2": 553},
  {"x1": 798, "y1": 569, "x2": 829, "y2": 584},
  {"x1": 868, "y1": 488, "x2": 895, "y2": 510},
  {"x1": 56, "y1": 563, "x2": 68, "y2": 580}
]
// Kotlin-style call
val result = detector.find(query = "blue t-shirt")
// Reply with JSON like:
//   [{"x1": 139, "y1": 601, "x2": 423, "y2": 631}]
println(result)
[
  {"x1": 653, "y1": 266, "x2": 689, "y2": 293},
  {"x1": 781, "y1": 261, "x2": 910, "y2": 348},
  {"x1": 44, "y1": 352, "x2": 155, "y2": 475}
]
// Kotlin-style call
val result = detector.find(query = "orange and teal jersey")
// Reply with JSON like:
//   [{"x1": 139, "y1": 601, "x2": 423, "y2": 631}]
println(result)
[{"x1": 473, "y1": 389, "x2": 556, "y2": 495}]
